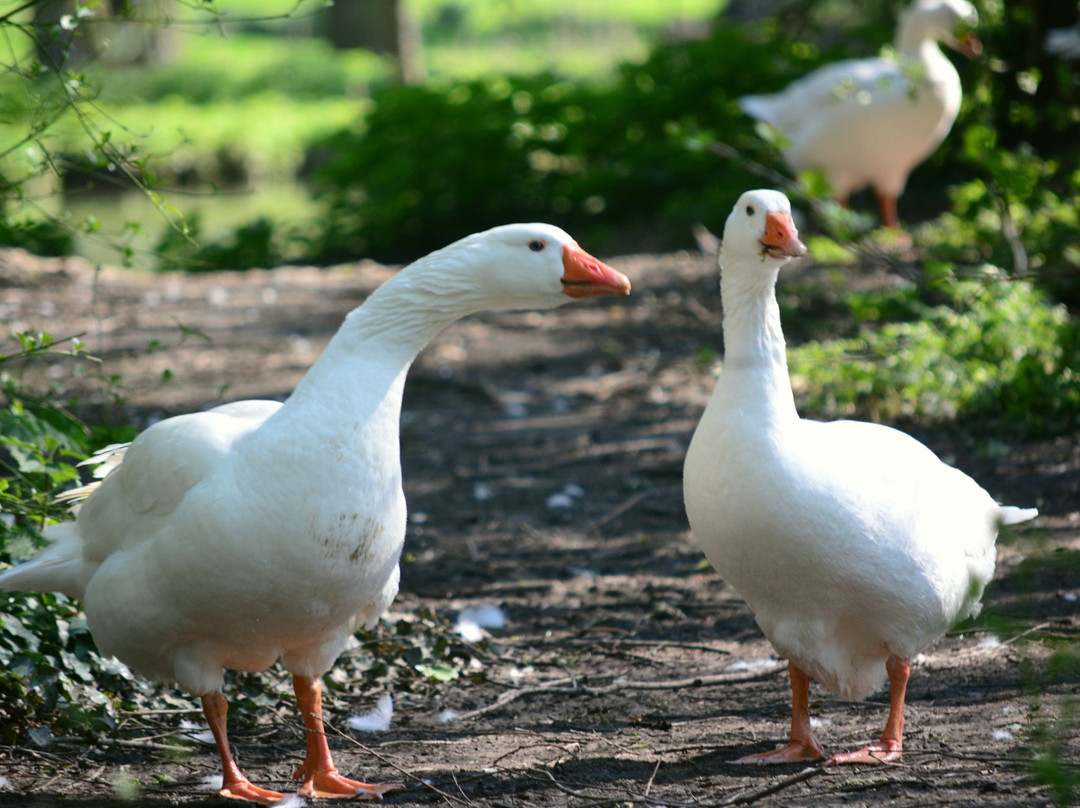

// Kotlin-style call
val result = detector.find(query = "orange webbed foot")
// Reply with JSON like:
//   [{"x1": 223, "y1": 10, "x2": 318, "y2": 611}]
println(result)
[
  {"x1": 828, "y1": 655, "x2": 909, "y2": 766},
  {"x1": 827, "y1": 739, "x2": 902, "y2": 766},
  {"x1": 218, "y1": 776, "x2": 286, "y2": 804},
  {"x1": 734, "y1": 738, "x2": 825, "y2": 765},
  {"x1": 294, "y1": 765, "x2": 402, "y2": 800}
]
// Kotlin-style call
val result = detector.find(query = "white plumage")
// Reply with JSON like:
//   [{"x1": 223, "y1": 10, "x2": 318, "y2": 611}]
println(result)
[
  {"x1": 0, "y1": 223, "x2": 630, "y2": 802},
  {"x1": 683, "y1": 189, "x2": 1035, "y2": 765},
  {"x1": 740, "y1": 0, "x2": 981, "y2": 228}
]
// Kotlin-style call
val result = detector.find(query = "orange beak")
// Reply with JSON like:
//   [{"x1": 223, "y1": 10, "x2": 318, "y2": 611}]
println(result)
[
  {"x1": 955, "y1": 31, "x2": 982, "y2": 60},
  {"x1": 561, "y1": 243, "x2": 631, "y2": 298},
  {"x1": 761, "y1": 211, "x2": 807, "y2": 260}
]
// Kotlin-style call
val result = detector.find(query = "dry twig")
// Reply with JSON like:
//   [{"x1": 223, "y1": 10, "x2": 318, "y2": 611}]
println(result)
[{"x1": 529, "y1": 763, "x2": 826, "y2": 808}]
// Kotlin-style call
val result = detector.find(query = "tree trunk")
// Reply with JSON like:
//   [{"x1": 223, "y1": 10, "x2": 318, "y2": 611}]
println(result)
[{"x1": 325, "y1": 0, "x2": 426, "y2": 85}]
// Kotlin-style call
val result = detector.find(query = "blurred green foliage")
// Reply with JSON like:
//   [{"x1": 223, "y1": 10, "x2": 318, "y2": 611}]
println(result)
[
  {"x1": 308, "y1": 24, "x2": 835, "y2": 262},
  {"x1": 154, "y1": 211, "x2": 286, "y2": 270},
  {"x1": 787, "y1": 268, "x2": 1080, "y2": 437},
  {"x1": 0, "y1": 213, "x2": 73, "y2": 257},
  {"x1": 86, "y1": 34, "x2": 387, "y2": 105},
  {"x1": 5, "y1": 0, "x2": 1078, "y2": 285},
  {"x1": 928, "y1": 125, "x2": 1080, "y2": 306},
  {"x1": 413, "y1": 0, "x2": 721, "y2": 33},
  {"x1": 302, "y1": 0, "x2": 1080, "y2": 299}
]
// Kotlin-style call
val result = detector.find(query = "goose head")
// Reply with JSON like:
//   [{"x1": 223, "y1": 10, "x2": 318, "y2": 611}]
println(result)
[
  {"x1": 901, "y1": 0, "x2": 981, "y2": 58},
  {"x1": 719, "y1": 190, "x2": 807, "y2": 274},
  {"x1": 420, "y1": 223, "x2": 631, "y2": 314}
]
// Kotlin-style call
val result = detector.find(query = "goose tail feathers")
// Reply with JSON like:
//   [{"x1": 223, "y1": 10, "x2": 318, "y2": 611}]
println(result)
[
  {"x1": 0, "y1": 521, "x2": 88, "y2": 599},
  {"x1": 999, "y1": 506, "x2": 1038, "y2": 527},
  {"x1": 53, "y1": 442, "x2": 129, "y2": 508},
  {"x1": 738, "y1": 94, "x2": 779, "y2": 126}
]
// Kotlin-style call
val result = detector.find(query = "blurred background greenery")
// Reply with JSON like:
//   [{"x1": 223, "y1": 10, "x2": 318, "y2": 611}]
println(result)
[
  {"x1": 0, "y1": 0, "x2": 1075, "y2": 276},
  {"x1": 1, "y1": 0, "x2": 728, "y2": 268}
]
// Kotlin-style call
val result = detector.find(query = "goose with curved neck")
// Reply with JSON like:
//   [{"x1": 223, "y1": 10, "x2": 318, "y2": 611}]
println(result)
[
  {"x1": 684, "y1": 190, "x2": 1036, "y2": 765},
  {"x1": 0, "y1": 223, "x2": 630, "y2": 803},
  {"x1": 739, "y1": 0, "x2": 981, "y2": 228}
]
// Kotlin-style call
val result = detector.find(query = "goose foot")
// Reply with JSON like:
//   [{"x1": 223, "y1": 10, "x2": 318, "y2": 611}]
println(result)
[
  {"x1": 294, "y1": 767, "x2": 402, "y2": 800},
  {"x1": 828, "y1": 655, "x2": 909, "y2": 767},
  {"x1": 734, "y1": 739, "x2": 825, "y2": 765},
  {"x1": 218, "y1": 779, "x2": 286, "y2": 804},
  {"x1": 734, "y1": 661, "x2": 825, "y2": 764},
  {"x1": 827, "y1": 740, "x2": 902, "y2": 766},
  {"x1": 202, "y1": 692, "x2": 286, "y2": 804},
  {"x1": 292, "y1": 674, "x2": 402, "y2": 799}
]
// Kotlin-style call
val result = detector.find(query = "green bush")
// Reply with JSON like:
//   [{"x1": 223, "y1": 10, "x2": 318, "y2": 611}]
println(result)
[
  {"x1": 0, "y1": 214, "x2": 73, "y2": 257},
  {"x1": 154, "y1": 211, "x2": 291, "y2": 271},
  {"x1": 0, "y1": 334, "x2": 126, "y2": 741},
  {"x1": 302, "y1": 1, "x2": 1080, "y2": 266},
  {"x1": 787, "y1": 268, "x2": 1080, "y2": 437},
  {"x1": 916, "y1": 125, "x2": 1080, "y2": 307}
]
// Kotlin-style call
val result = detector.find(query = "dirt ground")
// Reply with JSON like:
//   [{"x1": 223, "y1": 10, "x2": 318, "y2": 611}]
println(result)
[{"x1": 0, "y1": 245, "x2": 1078, "y2": 807}]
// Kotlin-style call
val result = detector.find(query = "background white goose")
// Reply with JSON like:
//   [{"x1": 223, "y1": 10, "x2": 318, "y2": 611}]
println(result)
[
  {"x1": 1046, "y1": 20, "x2": 1080, "y2": 60},
  {"x1": 0, "y1": 224, "x2": 630, "y2": 803},
  {"x1": 739, "y1": 0, "x2": 981, "y2": 228},
  {"x1": 683, "y1": 189, "x2": 1036, "y2": 765}
]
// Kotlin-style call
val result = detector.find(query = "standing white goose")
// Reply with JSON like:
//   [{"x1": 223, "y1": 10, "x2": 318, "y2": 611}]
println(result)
[
  {"x1": 739, "y1": 0, "x2": 981, "y2": 228},
  {"x1": 683, "y1": 189, "x2": 1036, "y2": 765},
  {"x1": 0, "y1": 223, "x2": 630, "y2": 803}
]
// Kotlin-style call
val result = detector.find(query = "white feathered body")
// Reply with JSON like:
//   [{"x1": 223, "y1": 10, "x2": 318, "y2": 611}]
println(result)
[
  {"x1": 3, "y1": 316, "x2": 416, "y2": 698},
  {"x1": 684, "y1": 195, "x2": 1033, "y2": 702},
  {"x1": 685, "y1": 380, "x2": 1018, "y2": 700},
  {"x1": 741, "y1": 53, "x2": 959, "y2": 200}
]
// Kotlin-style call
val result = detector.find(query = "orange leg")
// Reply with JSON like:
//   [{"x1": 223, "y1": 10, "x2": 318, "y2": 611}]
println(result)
[
  {"x1": 202, "y1": 692, "x2": 285, "y2": 804},
  {"x1": 875, "y1": 191, "x2": 900, "y2": 229},
  {"x1": 735, "y1": 661, "x2": 826, "y2": 764},
  {"x1": 829, "y1": 654, "x2": 909, "y2": 765},
  {"x1": 292, "y1": 675, "x2": 402, "y2": 799}
]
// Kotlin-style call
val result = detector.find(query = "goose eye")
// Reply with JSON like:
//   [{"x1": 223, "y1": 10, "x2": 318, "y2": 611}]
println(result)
[
  {"x1": 746, "y1": 205, "x2": 756, "y2": 216},
  {"x1": 528, "y1": 239, "x2": 546, "y2": 252}
]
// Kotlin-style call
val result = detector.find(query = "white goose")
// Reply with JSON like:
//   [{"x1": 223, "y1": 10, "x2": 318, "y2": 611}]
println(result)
[
  {"x1": 739, "y1": 0, "x2": 981, "y2": 228},
  {"x1": 0, "y1": 224, "x2": 630, "y2": 803},
  {"x1": 683, "y1": 189, "x2": 1036, "y2": 765}
]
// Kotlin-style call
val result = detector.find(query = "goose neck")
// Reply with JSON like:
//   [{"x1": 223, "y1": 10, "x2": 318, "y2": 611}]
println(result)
[
  {"x1": 717, "y1": 264, "x2": 799, "y2": 423},
  {"x1": 719, "y1": 265, "x2": 788, "y2": 370},
  {"x1": 896, "y1": 13, "x2": 949, "y2": 63},
  {"x1": 284, "y1": 260, "x2": 484, "y2": 419}
]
